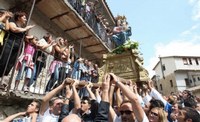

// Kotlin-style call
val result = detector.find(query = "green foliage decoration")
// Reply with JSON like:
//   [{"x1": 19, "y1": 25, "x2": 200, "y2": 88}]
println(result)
[{"x1": 112, "y1": 39, "x2": 139, "y2": 54}]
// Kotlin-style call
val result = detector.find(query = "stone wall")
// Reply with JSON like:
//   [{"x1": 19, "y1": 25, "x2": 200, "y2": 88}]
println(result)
[{"x1": 0, "y1": 92, "x2": 43, "y2": 120}]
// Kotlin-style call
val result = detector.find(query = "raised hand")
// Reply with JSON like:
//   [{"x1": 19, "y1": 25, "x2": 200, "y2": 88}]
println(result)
[
  {"x1": 69, "y1": 45, "x2": 74, "y2": 49},
  {"x1": 86, "y1": 82, "x2": 93, "y2": 89},
  {"x1": 71, "y1": 79, "x2": 79, "y2": 88},
  {"x1": 109, "y1": 73, "x2": 119, "y2": 84},
  {"x1": 147, "y1": 80, "x2": 153, "y2": 90},
  {"x1": 102, "y1": 74, "x2": 110, "y2": 91},
  {"x1": 26, "y1": 25, "x2": 35, "y2": 31},
  {"x1": 127, "y1": 80, "x2": 134, "y2": 92}
]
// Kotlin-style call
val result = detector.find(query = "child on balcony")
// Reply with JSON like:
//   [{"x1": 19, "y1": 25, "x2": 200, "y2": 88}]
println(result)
[{"x1": 14, "y1": 35, "x2": 38, "y2": 92}]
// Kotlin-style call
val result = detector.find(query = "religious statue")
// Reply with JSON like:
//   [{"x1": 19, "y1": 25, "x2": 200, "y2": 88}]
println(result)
[{"x1": 112, "y1": 15, "x2": 132, "y2": 47}]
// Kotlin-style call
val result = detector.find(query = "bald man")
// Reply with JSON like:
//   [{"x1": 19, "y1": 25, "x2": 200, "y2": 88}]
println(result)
[{"x1": 62, "y1": 114, "x2": 81, "y2": 122}]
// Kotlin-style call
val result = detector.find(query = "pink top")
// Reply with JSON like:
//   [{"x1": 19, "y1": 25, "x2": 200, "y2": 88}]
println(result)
[
  {"x1": 16, "y1": 43, "x2": 36, "y2": 70},
  {"x1": 24, "y1": 43, "x2": 35, "y2": 56},
  {"x1": 48, "y1": 60, "x2": 62, "y2": 75}
]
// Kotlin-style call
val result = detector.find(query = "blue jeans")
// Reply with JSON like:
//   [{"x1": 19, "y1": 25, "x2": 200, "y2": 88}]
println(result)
[
  {"x1": 28, "y1": 61, "x2": 44, "y2": 87},
  {"x1": 45, "y1": 64, "x2": 60, "y2": 92},
  {"x1": 16, "y1": 60, "x2": 32, "y2": 80},
  {"x1": 71, "y1": 69, "x2": 81, "y2": 80},
  {"x1": 112, "y1": 32, "x2": 127, "y2": 46}
]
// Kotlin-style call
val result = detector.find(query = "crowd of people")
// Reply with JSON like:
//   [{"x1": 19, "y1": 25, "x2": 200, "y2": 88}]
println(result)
[
  {"x1": 0, "y1": 1, "x2": 200, "y2": 122},
  {"x1": 68, "y1": 0, "x2": 132, "y2": 47},
  {"x1": 0, "y1": 0, "x2": 132, "y2": 92},
  {"x1": 0, "y1": 9, "x2": 99, "y2": 94},
  {"x1": 0, "y1": 0, "x2": 133, "y2": 92},
  {"x1": 2, "y1": 73, "x2": 200, "y2": 122}
]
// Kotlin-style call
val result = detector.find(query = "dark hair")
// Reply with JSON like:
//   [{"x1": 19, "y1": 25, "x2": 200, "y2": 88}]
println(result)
[
  {"x1": 149, "y1": 99, "x2": 164, "y2": 111},
  {"x1": 82, "y1": 96, "x2": 91, "y2": 105},
  {"x1": 184, "y1": 98, "x2": 197, "y2": 108},
  {"x1": 182, "y1": 107, "x2": 200, "y2": 122},
  {"x1": 183, "y1": 90, "x2": 194, "y2": 98},
  {"x1": 0, "y1": 9, "x2": 6, "y2": 15},
  {"x1": 43, "y1": 33, "x2": 52, "y2": 41},
  {"x1": 33, "y1": 99, "x2": 41, "y2": 113},
  {"x1": 14, "y1": 11, "x2": 26, "y2": 21}
]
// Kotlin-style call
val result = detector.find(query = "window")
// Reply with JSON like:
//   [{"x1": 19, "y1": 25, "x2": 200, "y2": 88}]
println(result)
[
  {"x1": 185, "y1": 78, "x2": 190, "y2": 86},
  {"x1": 155, "y1": 86, "x2": 158, "y2": 90},
  {"x1": 189, "y1": 58, "x2": 192, "y2": 65},
  {"x1": 160, "y1": 84, "x2": 163, "y2": 91},
  {"x1": 183, "y1": 58, "x2": 188, "y2": 65},
  {"x1": 162, "y1": 64, "x2": 166, "y2": 71},
  {"x1": 170, "y1": 80, "x2": 173, "y2": 87},
  {"x1": 193, "y1": 77, "x2": 196, "y2": 82},
  {"x1": 195, "y1": 58, "x2": 199, "y2": 65}
]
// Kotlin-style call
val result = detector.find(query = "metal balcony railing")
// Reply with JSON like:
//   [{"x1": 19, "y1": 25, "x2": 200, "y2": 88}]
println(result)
[
  {"x1": 0, "y1": 0, "x2": 117, "y2": 96},
  {"x1": 67, "y1": 0, "x2": 115, "y2": 50},
  {"x1": 0, "y1": 30, "x2": 102, "y2": 96}
]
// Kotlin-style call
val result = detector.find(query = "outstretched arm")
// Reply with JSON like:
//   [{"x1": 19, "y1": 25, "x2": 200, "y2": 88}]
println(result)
[
  {"x1": 9, "y1": 22, "x2": 34, "y2": 33},
  {"x1": 86, "y1": 82, "x2": 96, "y2": 100},
  {"x1": 110, "y1": 73, "x2": 144, "y2": 122},
  {"x1": 40, "y1": 81, "x2": 66, "y2": 115},
  {"x1": 58, "y1": 84, "x2": 72, "y2": 122},
  {"x1": 3, "y1": 112, "x2": 26, "y2": 122},
  {"x1": 71, "y1": 79, "x2": 81, "y2": 113},
  {"x1": 94, "y1": 74, "x2": 110, "y2": 122}
]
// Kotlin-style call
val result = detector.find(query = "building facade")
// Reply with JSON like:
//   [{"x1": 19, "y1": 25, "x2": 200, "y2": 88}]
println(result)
[{"x1": 152, "y1": 56, "x2": 200, "y2": 96}]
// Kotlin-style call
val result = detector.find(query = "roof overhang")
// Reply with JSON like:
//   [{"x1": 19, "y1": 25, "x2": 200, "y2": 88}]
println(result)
[{"x1": 36, "y1": 0, "x2": 112, "y2": 61}]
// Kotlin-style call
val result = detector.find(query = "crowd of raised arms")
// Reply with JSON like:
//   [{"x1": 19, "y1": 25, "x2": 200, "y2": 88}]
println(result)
[
  {"x1": 0, "y1": 1, "x2": 200, "y2": 122},
  {"x1": 1, "y1": 73, "x2": 200, "y2": 122}
]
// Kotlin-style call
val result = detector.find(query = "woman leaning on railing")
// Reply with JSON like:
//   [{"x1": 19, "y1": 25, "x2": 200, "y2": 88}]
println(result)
[{"x1": 0, "y1": 11, "x2": 34, "y2": 90}]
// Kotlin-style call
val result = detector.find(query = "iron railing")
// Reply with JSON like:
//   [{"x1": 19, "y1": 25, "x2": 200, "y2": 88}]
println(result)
[
  {"x1": 67, "y1": 0, "x2": 115, "y2": 50},
  {"x1": 0, "y1": 0, "x2": 115, "y2": 95}
]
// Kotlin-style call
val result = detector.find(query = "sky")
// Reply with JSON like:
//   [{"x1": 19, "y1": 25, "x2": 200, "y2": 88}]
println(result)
[{"x1": 107, "y1": 0, "x2": 200, "y2": 77}]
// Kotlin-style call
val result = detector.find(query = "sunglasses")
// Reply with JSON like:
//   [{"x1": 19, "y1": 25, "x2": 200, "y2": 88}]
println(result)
[
  {"x1": 150, "y1": 111, "x2": 159, "y2": 117},
  {"x1": 120, "y1": 110, "x2": 133, "y2": 115},
  {"x1": 81, "y1": 101, "x2": 88, "y2": 104}
]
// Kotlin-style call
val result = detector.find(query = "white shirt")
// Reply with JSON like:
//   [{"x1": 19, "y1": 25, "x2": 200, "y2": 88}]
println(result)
[
  {"x1": 143, "y1": 94, "x2": 152, "y2": 106},
  {"x1": 114, "y1": 111, "x2": 149, "y2": 122},
  {"x1": 12, "y1": 116, "x2": 32, "y2": 122},
  {"x1": 37, "y1": 38, "x2": 53, "y2": 54},
  {"x1": 39, "y1": 108, "x2": 59, "y2": 122}
]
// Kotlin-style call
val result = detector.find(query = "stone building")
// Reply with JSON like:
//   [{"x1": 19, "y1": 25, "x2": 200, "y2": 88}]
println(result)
[{"x1": 152, "y1": 55, "x2": 200, "y2": 96}]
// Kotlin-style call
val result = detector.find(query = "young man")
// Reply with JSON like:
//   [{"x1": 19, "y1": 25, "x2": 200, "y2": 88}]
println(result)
[
  {"x1": 176, "y1": 107, "x2": 200, "y2": 122},
  {"x1": 69, "y1": 79, "x2": 98, "y2": 122},
  {"x1": 61, "y1": 74, "x2": 111, "y2": 122},
  {"x1": 3, "y1": 99, "x2": 41, "y2": 122}
]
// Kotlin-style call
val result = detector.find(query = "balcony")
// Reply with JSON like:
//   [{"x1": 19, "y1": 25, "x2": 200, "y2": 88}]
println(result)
[
  {"x1": 35, "y1": 0, "x2": 116, "y2": 61},
  {"x1": 0, "y1": 0, "x2": 117, "y2": 96}
]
